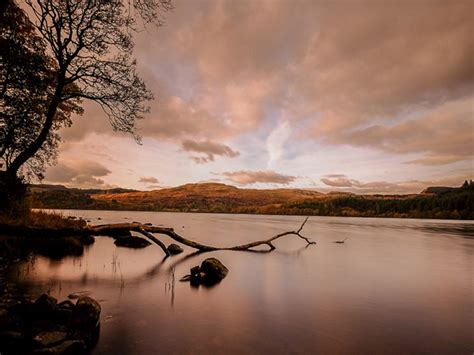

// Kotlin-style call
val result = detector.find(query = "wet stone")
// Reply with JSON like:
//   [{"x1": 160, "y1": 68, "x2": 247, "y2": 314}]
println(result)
[
  {"x1": 167, "y1": 243, "x2": 184, "y2": 255},
  {"x1": 33, "y1": 330, "x2": 67, "y2": 347}
]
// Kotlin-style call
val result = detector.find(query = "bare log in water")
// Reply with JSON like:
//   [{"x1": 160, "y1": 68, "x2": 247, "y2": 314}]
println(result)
[{"x1": 86, "y1": 217, "x2": 315, "y2": 255}]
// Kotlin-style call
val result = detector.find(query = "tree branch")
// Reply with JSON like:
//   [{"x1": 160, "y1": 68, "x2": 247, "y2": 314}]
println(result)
[{"x1": 86, "y1": 218, "x2": 315, "y2": 254}]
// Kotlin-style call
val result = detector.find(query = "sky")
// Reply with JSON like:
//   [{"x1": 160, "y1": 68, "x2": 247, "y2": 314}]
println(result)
[{"x1": 43, "y1": 0, "x2": 473, "y2": 194}]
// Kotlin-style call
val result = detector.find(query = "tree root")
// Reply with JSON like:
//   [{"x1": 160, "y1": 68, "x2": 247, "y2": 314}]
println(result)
[{"x1": 86, "y1": 217, "x2": 315, "y2": 256}]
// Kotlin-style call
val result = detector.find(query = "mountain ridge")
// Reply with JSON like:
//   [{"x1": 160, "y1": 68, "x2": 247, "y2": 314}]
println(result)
[{"x1": 28, "y1": 181, "x2": 473, "y2": 219}]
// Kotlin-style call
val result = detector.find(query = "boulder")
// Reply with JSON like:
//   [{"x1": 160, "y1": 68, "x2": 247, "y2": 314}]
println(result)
[
  {"x1": 57, "y1": 300, "x2": 75, "y2": 310},
  {"x1": 184, "y1": 258, "x2": 229, "y2": 286},
  {"x1": 52, "y1": 301, "x2": 75, "y2": 323},
  {"x1": 71, "y1": 297, "x2": 101, "y2": 330},
  {"x1": 114, "y1": 236, "x2": 151, "y2": 249},
  {"x1": 167, "y1": 243, "x2": 184, "y2": 255},
  {"x1": 34, "y1": 294, "x2": 57, "y2": 314},
  {"x1": 200, "y1": 258, "x2": 229, "y2": 285}
]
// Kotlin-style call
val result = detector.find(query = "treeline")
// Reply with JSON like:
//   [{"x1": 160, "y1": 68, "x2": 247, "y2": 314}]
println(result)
[
  {"x1": 279, "y1": 190, "x2": 472, "y2": 219},
  {"x1": 29, "y1": 183, "x2": 474, "y2": 220},
  {"x1": 247, "y1": 183, "x2": 473, "y2": 219},
  {"x1": 28, "y1": 190, "x2": 114, "y2": 210}
]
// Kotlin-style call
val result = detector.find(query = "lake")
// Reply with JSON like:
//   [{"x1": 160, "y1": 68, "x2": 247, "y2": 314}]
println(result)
[{"x1": 6, "y1": 211, "x2": 474, "y2": 354}]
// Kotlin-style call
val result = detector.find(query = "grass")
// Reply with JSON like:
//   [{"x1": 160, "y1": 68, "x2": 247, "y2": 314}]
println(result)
[{"x1": 0, "y1": 209, "x2": 87, "y2": 229}]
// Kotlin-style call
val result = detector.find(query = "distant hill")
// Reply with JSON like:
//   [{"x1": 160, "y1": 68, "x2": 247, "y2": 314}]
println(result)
[
  {"x1": 91, "y1": 183, "x2": 324, "y2": 212},
  {"x1": 422, "y1": 186, "x2": 460, "y2": 194},
  {"x1": 28, "y1": 181, "x2": 473, "y2": 219}
]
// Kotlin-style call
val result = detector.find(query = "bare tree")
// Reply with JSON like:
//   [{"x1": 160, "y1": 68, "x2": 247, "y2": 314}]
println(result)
[
  {"x1": 0, "y1": 0, "x2": 81, "y2": 180},
  {"x1": 5, "y1": 0, "x2": 172, "y2": 176}
]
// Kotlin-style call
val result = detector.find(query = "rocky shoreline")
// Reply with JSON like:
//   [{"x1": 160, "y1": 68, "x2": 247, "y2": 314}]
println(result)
[{"x1": 0, "y1": 294, "x2": 101, "y2": 354}]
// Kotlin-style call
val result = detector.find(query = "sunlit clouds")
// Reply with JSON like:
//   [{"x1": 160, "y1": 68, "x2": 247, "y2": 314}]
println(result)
[{"x1": 44, "y1": 0, "x2": 473, "y2": 193}]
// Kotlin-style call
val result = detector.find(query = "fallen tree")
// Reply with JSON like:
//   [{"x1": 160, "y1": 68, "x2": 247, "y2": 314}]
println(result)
[
  {"x1": 0, "y1": 217, "x2": 315, "y2": 257},
  {"x1": 86, "y1": 217, "x2": 315, "y2": 256}
]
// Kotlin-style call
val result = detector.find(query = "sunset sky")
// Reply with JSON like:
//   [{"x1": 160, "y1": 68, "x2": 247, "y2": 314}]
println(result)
[{"x1": 43, "y1": 0, "x2": 473, "y2": 194}]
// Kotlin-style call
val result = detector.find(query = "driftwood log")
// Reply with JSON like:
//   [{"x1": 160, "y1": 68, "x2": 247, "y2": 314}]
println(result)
[{"x1": 86, "y1": 217, "x2": 315, "y2": 256}]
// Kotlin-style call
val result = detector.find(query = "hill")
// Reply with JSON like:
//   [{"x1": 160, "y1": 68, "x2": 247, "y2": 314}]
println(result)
[
  {"x1": 91, "y1": 183, "x2": 324, "y2": 212},
  {"x1": 28, "y1": 182, "x2": 473, "y2": 219}
]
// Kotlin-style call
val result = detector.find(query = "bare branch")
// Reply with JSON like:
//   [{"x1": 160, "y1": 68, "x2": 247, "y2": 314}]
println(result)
[{"x1": 86, "y1": 218, "x2": 315, "y2": 254}]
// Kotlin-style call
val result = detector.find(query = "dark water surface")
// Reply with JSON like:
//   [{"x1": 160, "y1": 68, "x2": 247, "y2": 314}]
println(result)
[{"x1": 8, "y1": 211, "x2": 474, "y2": 354}]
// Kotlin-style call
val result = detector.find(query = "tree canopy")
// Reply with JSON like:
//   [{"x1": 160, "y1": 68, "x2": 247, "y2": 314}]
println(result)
[
  {"x1": 0, "y1": 0, "x2": 81, "y2": 179},
  {"x1": 0, "y1": 0, "x2": 172, "y2": 179}
]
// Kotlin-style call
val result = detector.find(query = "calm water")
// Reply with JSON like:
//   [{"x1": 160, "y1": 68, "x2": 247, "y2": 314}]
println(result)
[{"x1": 10, "y1": 211, "x2": 474, "y2": 354}]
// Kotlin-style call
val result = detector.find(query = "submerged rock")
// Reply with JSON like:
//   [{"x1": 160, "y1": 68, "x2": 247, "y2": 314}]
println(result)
[
  {"x1": 167, "y1": 243, "x2": 184, "y2": 255},
  {"x1": 184, "y1": 258, "x2": 229, "y2": 286},
  {"x1": 200, "y1": 258, "x2": 229, "y2": 285},
  {"x1": 114, "y1": 236, "x2": 151, "y2": 249}
]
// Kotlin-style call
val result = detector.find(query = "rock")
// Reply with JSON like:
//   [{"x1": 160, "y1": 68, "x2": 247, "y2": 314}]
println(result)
[
  {"x1": 57, "y1": 300, "x2": 75, "y2": 310},
  {"x1": 0, "y1": 330, "x2": 25, "y2": 349},
  {"x1": 0, "y1": 308, "x2": 10, "y2": 329},
  {"x1": 34, "y1": 294, "x2": 57, "y2": 314},
  {"x1": 52, "y1": 301, "x2": 75, "y2": 323},
  {"x1": 200, "y1": 258, "x2": 229, "y2": 285},
  {"x1": 68, "y1": 292, "x2": 90, "y2": 300},
  {"x1": 179, "y1": 275, "x2": 191, "y2": 282},
  {"x1": 33, "y1": 330, "x2": 67, "y2": 347},
  {"x1": 114, "y1": 236, "x2": 151, "y2": 248},
  {"x1": 167, "y1": 243, "x2": 184, "y2": 255},
  {"x1": 190, "y1": 265, "x2": 201, "y2": 285},
  {"x1": 144, "y1": 222, "x2": 152, "y2": 226},
  {"x1": 52, "y1": 308, "x2": 73, "y2": 324},
  {"x1": 33, "y1": 340, "x2": 85, "y2": 354},
  {"x1": 71, "y1": 297, "x2": 101, "y2": 330}
]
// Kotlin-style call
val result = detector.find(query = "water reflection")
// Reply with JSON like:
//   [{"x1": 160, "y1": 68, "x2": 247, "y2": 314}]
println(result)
[{"x1": 4, "y1": 212, "x2": 474, "y2": 354}]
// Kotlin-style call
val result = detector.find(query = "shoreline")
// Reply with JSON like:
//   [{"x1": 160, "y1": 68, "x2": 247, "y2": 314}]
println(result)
[{"x1": 34, "y1": 207, "x2": 474, "y2": 221}]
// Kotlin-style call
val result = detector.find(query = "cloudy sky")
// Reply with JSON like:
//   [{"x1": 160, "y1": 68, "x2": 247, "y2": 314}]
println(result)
[{"x1": 44, "y1": 0, "x2": 473, "y2": 194}]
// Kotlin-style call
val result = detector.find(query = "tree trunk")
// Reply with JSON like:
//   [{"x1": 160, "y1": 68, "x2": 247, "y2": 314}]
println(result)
[{"x1": 7, "y1": 77, "x2": 64, "y2": 175}]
